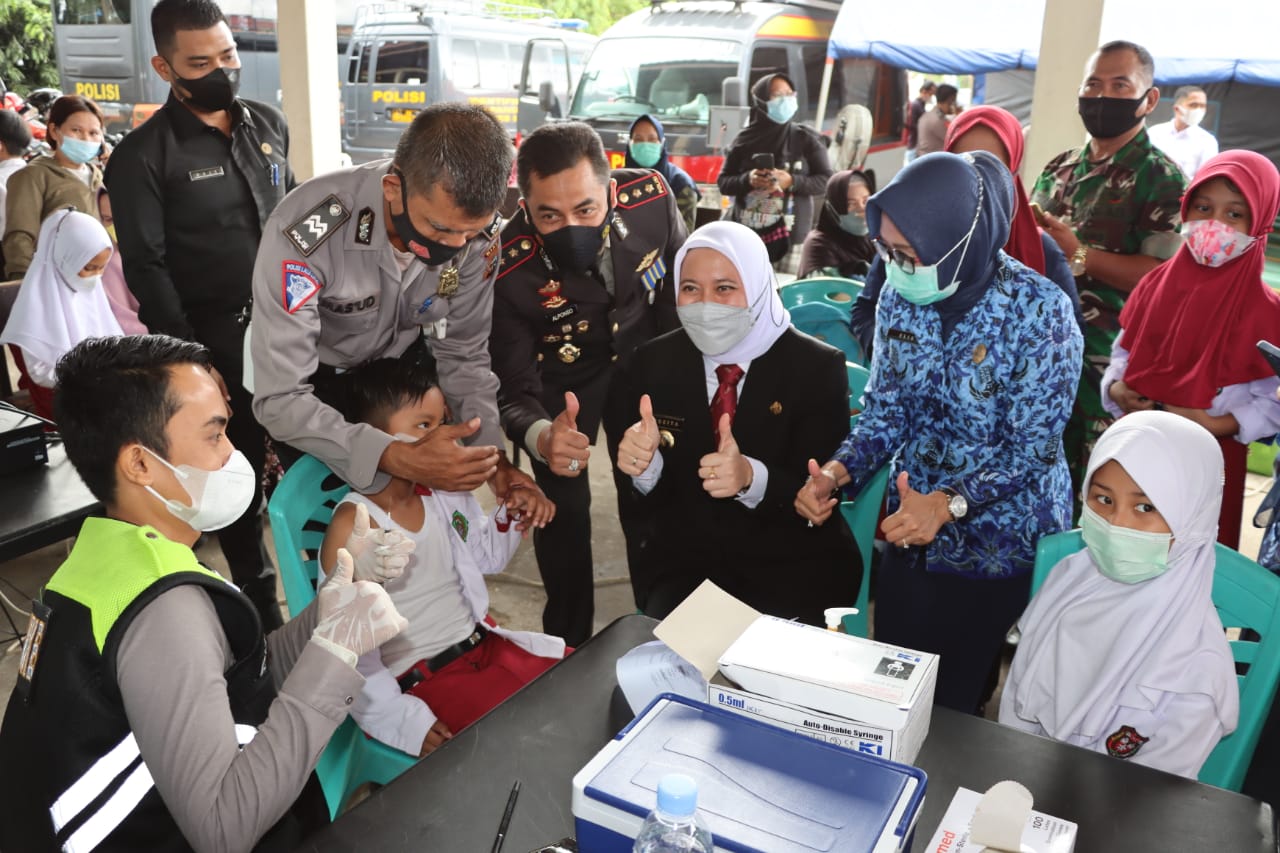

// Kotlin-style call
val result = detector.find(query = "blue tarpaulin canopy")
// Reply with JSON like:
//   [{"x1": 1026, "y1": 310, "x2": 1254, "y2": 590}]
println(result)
[{"x1": 826, "y1": 0, "x2": 1280, "y2": 87}]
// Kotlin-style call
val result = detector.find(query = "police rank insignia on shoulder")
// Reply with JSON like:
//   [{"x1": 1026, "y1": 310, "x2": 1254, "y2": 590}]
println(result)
[
  {"x1": 285, "y1": 194, "x2": 350, "y2": 256},
  {"x1": 355, "y1": 207, "x2": 374, "y2": 245},
  {"x1": 281, "y1": 260, "x2": 321, "y2": 314},
  {"x1": 614, "y1": 173, "x2": 669, "y2": 210},
  {"x1": 497, "y1": 235, "x2": 537, "y2": 281}
]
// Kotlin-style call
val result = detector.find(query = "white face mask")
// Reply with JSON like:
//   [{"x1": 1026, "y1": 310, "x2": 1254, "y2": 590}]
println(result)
[
  {"x1": 678, "y1": 301, "x2": 754, "y2": 356},
  {"x1": 143, "y1": 447, "x2": 256, "y2": 532},
  {"x1": 1181, "y1": 106, "x2": 1207, "y2": 127}
]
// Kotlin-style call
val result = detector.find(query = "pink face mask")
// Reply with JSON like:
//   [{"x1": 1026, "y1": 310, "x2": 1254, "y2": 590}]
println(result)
[{"x1": 1182, "y1": 218, "x2": 1256, "y2": 268}]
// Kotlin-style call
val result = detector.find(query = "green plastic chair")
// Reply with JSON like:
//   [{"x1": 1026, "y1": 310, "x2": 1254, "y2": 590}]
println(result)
[
  {"x1": 790, "y1": 301, "x2": 865, "y2": 365},
  {"x1": 1032, "y1": 530, "x2": 1280, "y2": 792},
  {"x1": 835, "y1": 362, "x2": 888, "y2": 638},
  {"x1": 267, "y1": 454, "x2": 418, "y2": 817},
  {"x1": 779, "y1": 276, "x2": 864, "y2": 310}
]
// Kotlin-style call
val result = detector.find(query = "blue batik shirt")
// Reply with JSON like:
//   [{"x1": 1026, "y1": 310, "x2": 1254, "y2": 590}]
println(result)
[{"x1": 834, "y1": 252, "x2": 1083, "y2": 578}]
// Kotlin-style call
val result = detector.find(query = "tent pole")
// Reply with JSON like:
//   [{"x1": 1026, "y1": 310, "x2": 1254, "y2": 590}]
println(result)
[{"x1": 815, "y1": 55, "x2": 835, "y2": 132}]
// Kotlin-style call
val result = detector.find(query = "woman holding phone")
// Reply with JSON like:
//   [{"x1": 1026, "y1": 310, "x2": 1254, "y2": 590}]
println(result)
[
  {"x1": 717, "y1": 72, "x2": 831, "y2": 267},
  {"x1": 1102, "y1": 150, "x2": 1280, "y2": 547}
]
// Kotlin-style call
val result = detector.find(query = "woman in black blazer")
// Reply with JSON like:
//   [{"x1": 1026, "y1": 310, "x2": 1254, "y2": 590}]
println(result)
[{"x1": 616, "y1": 221, "x2": 860, "y2": 624}]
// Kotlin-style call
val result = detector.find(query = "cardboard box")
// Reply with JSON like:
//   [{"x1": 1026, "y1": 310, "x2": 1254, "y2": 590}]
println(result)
[
  {"x1": 656, "y1": 581, "x2": 938, "y2": 765},
  {"x1": 924, "y1": 787, "x2": 1077, "y2": 853},
  {"x1": 573, "y1": 694, "x2": 927, "y2": 853}
]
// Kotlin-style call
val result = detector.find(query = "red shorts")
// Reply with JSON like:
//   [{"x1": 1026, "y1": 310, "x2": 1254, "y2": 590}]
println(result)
[{"x1": 401, "y1": 633, "x2": 561, "y2": 733}]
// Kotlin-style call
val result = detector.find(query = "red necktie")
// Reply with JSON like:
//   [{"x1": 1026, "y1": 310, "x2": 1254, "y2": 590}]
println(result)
[{"x1": 710, "y1": 363, "x2": 744, "y2": 445}]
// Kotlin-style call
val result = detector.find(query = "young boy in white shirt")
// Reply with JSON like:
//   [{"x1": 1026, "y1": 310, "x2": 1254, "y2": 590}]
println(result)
[{"x1": 320, "y1": 356, "x2": 562, "y2": 757}]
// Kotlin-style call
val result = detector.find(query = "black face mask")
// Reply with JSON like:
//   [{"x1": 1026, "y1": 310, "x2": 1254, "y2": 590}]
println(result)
[
  {"x1": 391, "y1": 169, "x2": 467, "y2": 266},
  {"x1": 540, "y1": 214, "x2": 610, "y2": 274},
  {"x1": 1077, "y1": 91, "x2": 1150, "y2": 140},
  {"x1": 172, "y1": 65, "x2": 240, "y2": 113}
]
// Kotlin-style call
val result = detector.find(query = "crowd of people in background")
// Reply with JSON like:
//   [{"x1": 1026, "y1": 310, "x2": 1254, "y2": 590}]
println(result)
[{"x1": 0, "y1": 0, "x2": 1277, "y2": 846}]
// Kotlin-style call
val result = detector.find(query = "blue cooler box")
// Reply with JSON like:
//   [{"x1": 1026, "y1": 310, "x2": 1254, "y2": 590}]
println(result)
[{"x1": 571, "y1": 695, "x2": 926, "y2": 852}]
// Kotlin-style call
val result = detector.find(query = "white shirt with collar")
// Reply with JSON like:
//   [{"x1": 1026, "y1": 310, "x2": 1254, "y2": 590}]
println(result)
[
  {"x1": 631, "y1": 355, "x2": 768, "y2": 508},
  {"x1": 1147, "y1": 120, "x2": 1219, "y2": 180}
]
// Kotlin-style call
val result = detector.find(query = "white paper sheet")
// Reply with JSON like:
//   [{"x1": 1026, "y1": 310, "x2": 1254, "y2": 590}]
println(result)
[{"x1": 615, "y1": 640, "x2": 709, "y2": 714}]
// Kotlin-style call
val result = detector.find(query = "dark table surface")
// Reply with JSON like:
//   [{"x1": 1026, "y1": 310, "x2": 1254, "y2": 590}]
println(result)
[
  {"x1": 300, "y1": 614, "x2": 1277, "y2": 853},
  {"x1": 0, "y1": 442, "x2": 101, "y2": 564}
]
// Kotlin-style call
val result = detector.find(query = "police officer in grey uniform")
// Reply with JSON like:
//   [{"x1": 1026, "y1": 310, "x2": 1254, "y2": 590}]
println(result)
[
  {"x1": 250, "y1": 103, "x2": 547, "y2": 513},
  {"x1": 491, "y1": 122, "x2": 686, "y2": 645}
]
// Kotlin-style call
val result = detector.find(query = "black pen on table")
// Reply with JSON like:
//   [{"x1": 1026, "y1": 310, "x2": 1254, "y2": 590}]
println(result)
[{"x1": 491, "y1": 779, "x2": 521, "y2": 853}]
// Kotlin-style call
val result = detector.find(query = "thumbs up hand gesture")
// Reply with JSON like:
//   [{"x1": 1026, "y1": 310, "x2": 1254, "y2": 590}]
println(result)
[
  {"x1": 880, "y1": 471, "x2": 951, "y2": 550},
  {"x1": 617, "y1": 394, "x2": 660, "y2": 476},
  {"x1": 537, "y1": 391, "x2": 590, "y2": 477},
  {"x1": 699, "y1": 413, "x2": 752, "y2": 499},
  {"x1": 794, "y1": 458, "x2": 844, "y2": 526}
]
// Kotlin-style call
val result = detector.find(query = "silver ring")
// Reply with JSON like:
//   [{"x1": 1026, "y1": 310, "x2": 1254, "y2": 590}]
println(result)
[
  {"x1": 900, "y1": 538, "x2": 909, "y2": 549},
  {"x1": 568, "y1": 458, "x2": 580, "y2": 472}
]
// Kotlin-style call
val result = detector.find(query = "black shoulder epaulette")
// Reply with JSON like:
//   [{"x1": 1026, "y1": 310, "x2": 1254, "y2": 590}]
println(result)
[
  {"x1": 615, "y1": 172, "x2": 670, "y2": 210},
  {"x1": 284, "y1": 194, "x2": 350, "y2": 256},
  {"x1": 497, "y1": 234, "x2": 538, "y2": 281}
]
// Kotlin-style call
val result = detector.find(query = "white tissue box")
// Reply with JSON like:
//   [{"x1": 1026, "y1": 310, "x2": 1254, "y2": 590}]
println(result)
[{"x1": 925, "y1": 787, "x2": 1077, "y2": 853}]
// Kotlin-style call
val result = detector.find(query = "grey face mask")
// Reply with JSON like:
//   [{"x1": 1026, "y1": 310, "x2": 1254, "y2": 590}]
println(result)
[{"x1": 677, "y1": 301, "x2": 754, "y2": 356}]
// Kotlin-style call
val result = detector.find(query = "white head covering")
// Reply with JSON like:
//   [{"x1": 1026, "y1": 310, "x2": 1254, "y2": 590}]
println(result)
[
  {"x1": 673, "y1": 221, "x2": 791, "y2": 364},
  {"x1": 1004, "y1": 411, "x2": 1238, "y2": 740},
  {"x1": 0, "y1": 208, "x2": 122, "y2": 372}
]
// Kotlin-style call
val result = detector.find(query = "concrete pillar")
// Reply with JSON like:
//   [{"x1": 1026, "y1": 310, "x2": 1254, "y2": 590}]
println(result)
[
  {"x1": 1022, "y1": 0, "x2": 1105, "y2": 186},
  {"x1": 276, "y1": 0, "x2": 342, "y2": 182}
]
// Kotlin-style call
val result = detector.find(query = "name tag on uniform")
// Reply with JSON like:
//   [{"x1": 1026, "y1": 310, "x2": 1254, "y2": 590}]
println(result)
[
  {"x1": 188, "y1": 166, "x2": 225, "y2": 182},
  {"x1": 887, "y1": 328, "x2": 919, "y2": 344}
]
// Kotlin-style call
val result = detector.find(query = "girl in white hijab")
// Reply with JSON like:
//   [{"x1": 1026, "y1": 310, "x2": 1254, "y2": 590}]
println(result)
[
  {"x1": 1, "y1": 209, "x2": 121, "y2": 418},
  {"x1": 615, "y1": 221, "x2": 859, "y2": 624},
  {"x1": 999, "y1": 411, "x2": 1239, "y2": 779}
]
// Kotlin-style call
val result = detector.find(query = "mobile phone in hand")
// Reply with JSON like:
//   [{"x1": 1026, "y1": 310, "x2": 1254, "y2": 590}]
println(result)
[
  {"x1": 750, "y1": 152, "x2": 775, "y2": 171},
  {"x1": 1257, "y1": 340, "x2": 1280, "y2": 378}
]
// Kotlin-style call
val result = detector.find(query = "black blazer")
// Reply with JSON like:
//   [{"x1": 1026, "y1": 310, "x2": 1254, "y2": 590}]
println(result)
[{"x1": 621, "y1": 326, "x2": 861, "y2": 625}]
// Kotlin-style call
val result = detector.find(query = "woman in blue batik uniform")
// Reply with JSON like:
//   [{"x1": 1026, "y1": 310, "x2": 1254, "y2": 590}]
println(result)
[{"x1": 795, "y1": 151, "x2": 1083, "y2": 714}]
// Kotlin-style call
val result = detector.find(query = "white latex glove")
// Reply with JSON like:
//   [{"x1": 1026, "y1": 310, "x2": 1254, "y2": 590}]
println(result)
[
  {"x1": 313, "y1": 548, "x2": 409, "y2": 658},
  {"x1": 344, "y1": 502, "x2": 416, "y2": 583}
]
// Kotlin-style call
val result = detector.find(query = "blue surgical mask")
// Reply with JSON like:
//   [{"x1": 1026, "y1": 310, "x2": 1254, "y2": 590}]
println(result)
[
  {"x1": 59, "y1": 136, "x2": 101, "y2": 165},
  {"x1": 767, "y1": 95, "x2": 798, "y2": 124},
  {"x1": 629, "y1": 141, "x2": 662, "y2": 168},
  {"x1": 1081, "y1": 504, "x2": 1172, "y2": 584}
]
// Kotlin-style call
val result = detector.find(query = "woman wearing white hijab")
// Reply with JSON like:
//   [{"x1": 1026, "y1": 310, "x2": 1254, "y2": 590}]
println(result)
[
  {"x1": 616, "y1": 221, "x2": 859, "y2": 623},
  {"x1": 1, "y1": 208, "x2": 121, "y2": 420},
  {"x1": 999, "y1": 411, "x2": 1239, "y2": 778}
]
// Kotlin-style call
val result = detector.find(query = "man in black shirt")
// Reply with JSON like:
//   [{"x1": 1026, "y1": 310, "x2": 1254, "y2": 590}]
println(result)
[{"x1": 106, "y1": 0, "x2": 294, "y2": 628}]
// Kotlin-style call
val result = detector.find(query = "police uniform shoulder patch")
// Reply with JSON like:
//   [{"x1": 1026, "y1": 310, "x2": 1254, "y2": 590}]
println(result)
[
  {"x1": 281, "y1": 260, "x2": 321, "y2": 314},
  {"x1": 285, "y1": 193, "x2": 350, "y2": 256},
  {"x1": 497, "y1": 234, "x2": 537, "y2": 281},
  {"x1": 615, "y1": 172, "x2": 670, "y2": 210},
  {"x1": 355, "y1": 207, "x2": 374, "y2": 245}
]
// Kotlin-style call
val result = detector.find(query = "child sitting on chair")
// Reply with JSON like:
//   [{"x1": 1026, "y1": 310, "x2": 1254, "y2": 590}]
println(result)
[
  {"x1": 999, "y1": 411, "x2": 1239, "y2": 779},
  {"x1": 319, "y1": 356, "x2": 563, "y2": 757}
]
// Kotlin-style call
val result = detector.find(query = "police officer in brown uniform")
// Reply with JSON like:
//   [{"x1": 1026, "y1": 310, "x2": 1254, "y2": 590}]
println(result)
[
  {"x1": 491, "y1": 122, "x2": 687, "y2": 645},
  {"x1": 250, "y1": 103, "x2": 548, "y2": 521}
]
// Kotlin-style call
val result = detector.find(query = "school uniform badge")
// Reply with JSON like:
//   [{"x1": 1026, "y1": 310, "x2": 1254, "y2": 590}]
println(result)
[
  {"x1": 1105, "y1": 725, "x2": 1149, "y2": 759},
  {"x1": 450, "y1": 510, "x2": 469, "y2": 542},
  {"x1": 281, "y1": 261, "x2": 321, "y2": 314}
]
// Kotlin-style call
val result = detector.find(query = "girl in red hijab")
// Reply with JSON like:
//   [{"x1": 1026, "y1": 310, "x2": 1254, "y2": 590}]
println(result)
[{"x1": 1103, "y1": 150, "x2": 1280, "y2": 548}]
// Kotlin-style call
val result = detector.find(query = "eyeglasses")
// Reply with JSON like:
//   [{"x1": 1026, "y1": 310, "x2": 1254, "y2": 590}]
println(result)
[{"x1": 872, "y1": 239, "x2": 919, "y2": 275}]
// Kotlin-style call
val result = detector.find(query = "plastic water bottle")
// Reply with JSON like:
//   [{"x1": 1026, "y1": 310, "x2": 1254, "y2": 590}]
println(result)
[{"x1": 632, "y1": 773, "x2": 714, "y2": 853}]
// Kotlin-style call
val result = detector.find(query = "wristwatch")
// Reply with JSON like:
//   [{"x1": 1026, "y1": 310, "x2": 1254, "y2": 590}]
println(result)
[
  {"x1": 1069, "y1": 245, "x2": 1089, "y2": 277},
  {"x1": 939, "y1": 487, "x2": 968, "y2": 521}
]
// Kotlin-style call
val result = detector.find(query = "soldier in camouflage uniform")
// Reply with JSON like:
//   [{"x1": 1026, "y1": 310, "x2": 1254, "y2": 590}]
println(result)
[{"x1": 1030, "y1": 40, "x2": 1185, "y2": 494}]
